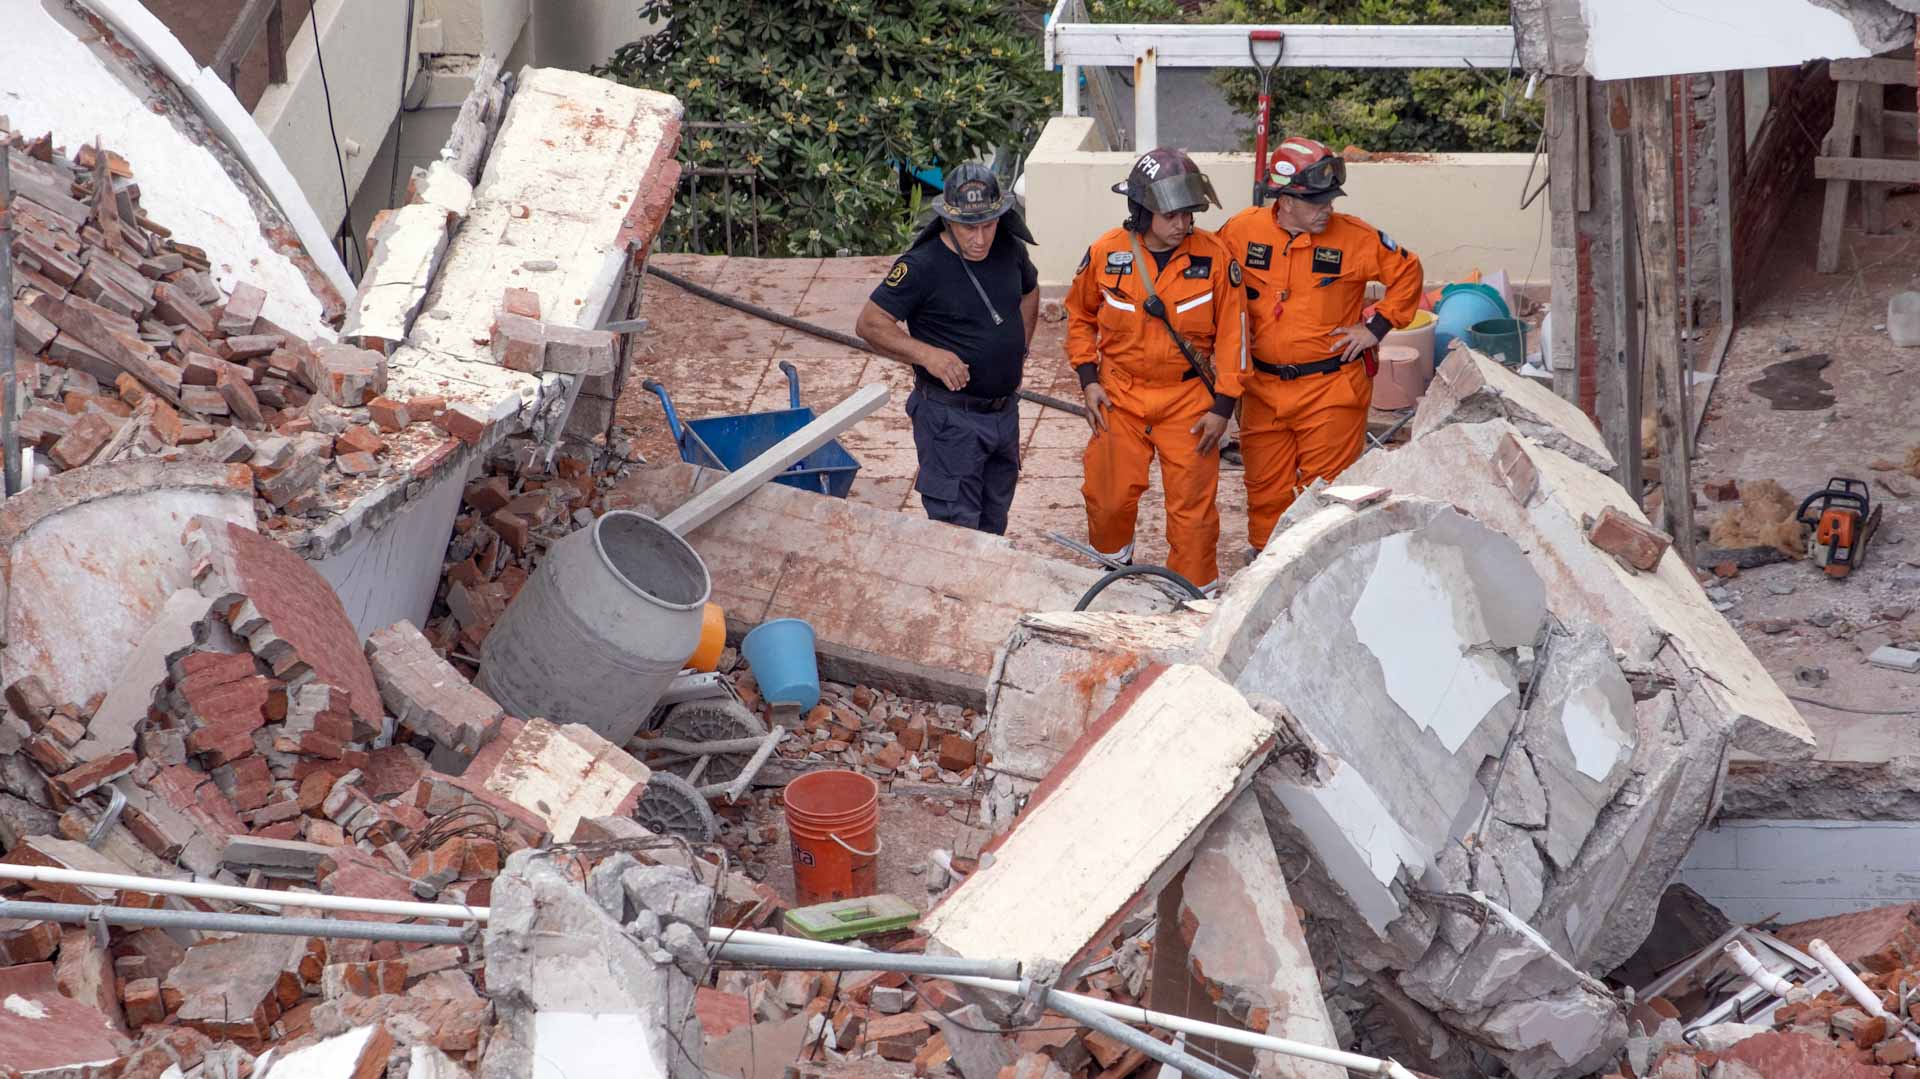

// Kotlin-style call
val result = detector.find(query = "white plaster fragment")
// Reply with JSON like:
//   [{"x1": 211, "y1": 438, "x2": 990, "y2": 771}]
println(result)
[
  {"x1": 1351, "y1": 532, "x2": 1513, "y2": 752},
  {"x1": 3, "y1": 994, "x2": 47, "y2": 1020},
  {"x1": 1560, "y1": 684, "x2": 1630, "y2": 781}
]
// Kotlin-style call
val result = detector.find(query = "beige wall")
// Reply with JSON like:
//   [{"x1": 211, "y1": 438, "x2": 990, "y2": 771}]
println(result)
[{"x1": 1022, "y1": 116, "x2": 1550, "y2": 290}]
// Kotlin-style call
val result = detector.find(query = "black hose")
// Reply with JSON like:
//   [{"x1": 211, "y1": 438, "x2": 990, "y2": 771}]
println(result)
[
  {"x1": 1074, "y1": 564, "x2": 1205, "y2": 611},
  {"x1": 644, "y1": 262, "x2": 1089, "y2": 419}
]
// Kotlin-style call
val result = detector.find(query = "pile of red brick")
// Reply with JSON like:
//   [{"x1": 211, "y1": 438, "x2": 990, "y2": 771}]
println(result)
[
  {"x1": 700, "y1": 927, "x2": 1158, "y2": 1079},
  {"x1": 3, "y1": 127, "x2": 482, "y2": 519},
  {"x1": 1602, "y1": 903, "x2": 1920, "y2": 1078}
]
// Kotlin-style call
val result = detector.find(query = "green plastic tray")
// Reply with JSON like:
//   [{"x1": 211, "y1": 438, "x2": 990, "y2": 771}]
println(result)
[{"x1": 782, "y1": 894, "x2": 920, "y2": 941}]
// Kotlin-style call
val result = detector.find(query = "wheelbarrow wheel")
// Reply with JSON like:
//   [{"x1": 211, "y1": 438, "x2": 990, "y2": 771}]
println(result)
[
  {"x1": 658, "y1": 699, "x2": 768, "y2": 784},
  {"x1": 633, "y1": 772, "x2": 719, "y2": 843}
]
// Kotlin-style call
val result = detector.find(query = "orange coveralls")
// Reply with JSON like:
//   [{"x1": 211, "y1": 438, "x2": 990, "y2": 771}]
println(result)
[
  {"x1": 1065, "y1": 227, "x2": 1247, "y2": 589},
  {"x1": 1215, "y1": 208, "x2": 1423, "y2": 550}
]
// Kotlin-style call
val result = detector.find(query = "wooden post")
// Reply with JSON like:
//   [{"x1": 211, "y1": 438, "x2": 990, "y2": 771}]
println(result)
[
  {"x1": 0, "y1": 143, "x2": 18, "y2": 496},
  {"x1": 1816, "y1": 79, "x2": 1862, "y2": 273},
  {"x1": 1603, "y1": 85, "x2": 1642, "y2": 502},
  {"x1": 1628, "y1": 77, "x2": 1694, "y2": 566},
  {"x1": 1857, "y1": 80, "x2": 1888, "y2": 234}
]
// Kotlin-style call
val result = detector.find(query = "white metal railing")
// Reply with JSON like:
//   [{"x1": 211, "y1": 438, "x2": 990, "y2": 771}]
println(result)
[{"x1": 1046, "y1": 0, "x2": 1519, "y2": 150}]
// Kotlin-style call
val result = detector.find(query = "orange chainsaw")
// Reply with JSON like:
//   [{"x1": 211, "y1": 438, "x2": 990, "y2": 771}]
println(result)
[{"x1": 1795, "y1": 477, "x2": 1881, "y2": 578}]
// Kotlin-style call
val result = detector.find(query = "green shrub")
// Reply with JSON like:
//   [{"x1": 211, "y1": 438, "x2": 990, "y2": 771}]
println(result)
[{"x1": 599, "y1": 1, "x2": 1056, "y2": 257}]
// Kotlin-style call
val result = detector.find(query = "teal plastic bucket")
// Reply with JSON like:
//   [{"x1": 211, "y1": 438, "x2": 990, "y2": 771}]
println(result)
[
  {"x1": 741, "y1": 618, "x2": 821, "y2": 712},
  {"x1": 1433, "y1": 283, "x2": 1511, "y2": 358},
  {"x1": 1468, "y1": 317, "x2": 1527, "y2": 368}
]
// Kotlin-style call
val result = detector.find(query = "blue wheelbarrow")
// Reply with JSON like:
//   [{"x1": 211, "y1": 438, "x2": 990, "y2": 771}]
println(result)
[{"x1": 642, "y1": 361, "x2": 861, "y2": 498}]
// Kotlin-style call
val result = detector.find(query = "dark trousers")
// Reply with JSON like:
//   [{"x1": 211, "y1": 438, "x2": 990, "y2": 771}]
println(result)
[{"x1": 906, "y1": 387, "x2": 1020, "y2": 534}]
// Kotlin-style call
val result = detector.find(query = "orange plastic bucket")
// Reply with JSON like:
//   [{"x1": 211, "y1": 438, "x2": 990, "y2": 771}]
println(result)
[
  {"x1": 683, "y1": 602, "x2": 726, "y2": 673},
  {"x1": 784, "y1": 769, "x2": 880, "y2": 904}
]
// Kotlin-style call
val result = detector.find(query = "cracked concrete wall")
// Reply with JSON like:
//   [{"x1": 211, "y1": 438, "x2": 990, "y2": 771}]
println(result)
[{"x1": 308, "y1": 452, "x2": 474, "y2": 638}]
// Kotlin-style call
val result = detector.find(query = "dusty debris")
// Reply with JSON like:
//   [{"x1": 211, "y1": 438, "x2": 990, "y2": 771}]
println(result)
[{"x1": 1708, "y1": 479, "x2": 1809, "y2": 559}]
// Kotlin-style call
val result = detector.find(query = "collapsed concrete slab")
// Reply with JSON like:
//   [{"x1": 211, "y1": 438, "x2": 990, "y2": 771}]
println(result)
[
  {"x1": 973, "y1": 378, "x2": 1798, "y2": 1074},
  {"x1": 460, "y1": 718, "x2": 650, "y2": 843},
  {"x1": 1413, "y1": 350, "x2": 1616, "y2": 474},
  {"x1": 1344, "y1": 396, "x2": 1813, "y2": 763},
  {"x1": 612, "y1": 462, "x2": 1164, "y2": 706},
  {"x1": 923, "y1": 663, "x2": 1274, "y2": 976},
  {"x1": 0, "y1": 460, "x2": 254, "y2": 709}
]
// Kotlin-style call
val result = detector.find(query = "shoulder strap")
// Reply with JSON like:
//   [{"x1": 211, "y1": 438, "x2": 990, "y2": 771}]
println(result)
[{"x1": 1127, "y1": 232, "x2": 1214, "y2": 393}]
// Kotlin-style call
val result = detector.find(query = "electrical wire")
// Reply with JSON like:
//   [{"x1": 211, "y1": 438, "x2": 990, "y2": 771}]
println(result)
[
  {"x1": 308, "y1": 3, "x2": 361, "y2": 278},
  {"x1": 1073, "y1": 563, "x2": 1204, "y2": 611}
]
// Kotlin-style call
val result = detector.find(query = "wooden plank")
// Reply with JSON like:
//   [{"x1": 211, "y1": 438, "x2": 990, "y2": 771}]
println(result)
[
  {"x1": 1629, "y1": 76, "x2": 1693, "y2": 566},
  {"x1": 659, "y1": 384, "x2": 890, "y2": 536},
  {"x1": 1828, "y1": 58, "x2": 1918, "y2": 87},
  {"x1": 1605, "y1": 86, "x2": 1642, "y2": 502},
  {"x1": 213, "y1": 0, "x2": 281, "y2": 90},
  {"x1": 1816, "y1": 80, "x2": 1862, "y2": 274},
  {"x1": 1813, "y1": 155, "x2": 1920, "y2": 184},
  {"x1": 1858, "y1": 83, "x2": 1890, "y2": 234}
]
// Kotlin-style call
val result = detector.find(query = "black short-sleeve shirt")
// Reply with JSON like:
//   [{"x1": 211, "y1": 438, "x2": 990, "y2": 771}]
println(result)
[{"x1": 869, "y1": 230, "x2": 1039, "y2": 400}]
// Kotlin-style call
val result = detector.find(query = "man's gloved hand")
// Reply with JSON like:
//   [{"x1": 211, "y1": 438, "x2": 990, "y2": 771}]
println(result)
[
  {"x1": 1082, "y1": 382, "x2": 1112, "y2": 433},
  {"x1": 1191, "y1": 411, "x2": 1229, "y2": 455}
]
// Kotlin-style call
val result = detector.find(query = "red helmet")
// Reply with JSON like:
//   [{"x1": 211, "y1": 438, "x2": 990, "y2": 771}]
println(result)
[{"x1": 1266, "y1": 138, "x2": 1346, "y2": 203}]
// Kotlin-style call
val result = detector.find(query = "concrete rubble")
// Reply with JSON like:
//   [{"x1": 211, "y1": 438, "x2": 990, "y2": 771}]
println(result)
[{"x1": 968, "y1": 350, "x2": 1818, "y2": 1077}]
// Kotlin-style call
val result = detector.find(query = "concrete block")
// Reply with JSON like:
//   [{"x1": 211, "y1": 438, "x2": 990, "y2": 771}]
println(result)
[
  {"x1": 543, "y1": 324, "x2": 617, "y2": 376},
  {"x1": 1867, "y1": 646, "x2": 1920, "y2": 672},
  {"x1": 611, "y1": 463, "x2": 1163, "y2": 706},
  {"x1": 923, "y1": 664, "x2": 1274, "y2": 974},
  {"x1": 1413, "y1": 349, "x2": 1616, "y2": 473},
  {"x1": 467, "y1": 718, "x2": 650, "y2": 842},
  {"x1": 261, "y1": 1024, "x2": 393, "y2": 1079}
]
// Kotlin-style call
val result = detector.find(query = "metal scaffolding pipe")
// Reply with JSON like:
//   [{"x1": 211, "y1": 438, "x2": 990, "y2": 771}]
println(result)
[
  {"x1": 712, "y1": 941, "x2": 1020, "y2": 980},
  {"x1": 0, "y1": 899, "x2": 469, "y2": 945},
  {"x1": 0, "y1": 863, "x2": 487, "y2": 922},
  {"x1": 1045, "y1": 988, "x2": 1238, "y2": 1079},
  {"x1": 699, "y1": 931, "x2": 1418, "y2": 1079}
]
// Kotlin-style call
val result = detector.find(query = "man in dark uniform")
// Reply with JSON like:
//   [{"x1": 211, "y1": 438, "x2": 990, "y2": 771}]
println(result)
[{"x1": 855, "y1": 163, "x2": 1040, "y2": 534}]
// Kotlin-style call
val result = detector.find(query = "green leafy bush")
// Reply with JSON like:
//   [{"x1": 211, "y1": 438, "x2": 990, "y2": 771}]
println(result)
[{"x1": 599, "y1": 1, "x2": 1055, "y2": 257}]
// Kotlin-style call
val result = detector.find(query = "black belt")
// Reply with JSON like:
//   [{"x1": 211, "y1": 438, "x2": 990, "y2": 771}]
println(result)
[
  {"x1": 1253, "y1": 355, "x2": 1347, "y2": 381},
  {"x1": 916, "y1": 380, "x2": 1015, "y2": 413}
]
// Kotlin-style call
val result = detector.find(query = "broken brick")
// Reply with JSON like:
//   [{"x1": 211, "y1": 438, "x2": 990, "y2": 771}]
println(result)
[
  {"x1": 1587, "y1": 506, "x2": 1673, "y2": 572},
  {"x1": 502, "y1": 287, "x2": 541, "y2": 320},
  {"x1": 490, "y1": 311, "x2": 546, "y2": 373},
  {"x1": 48, "y1": 410, "x2": 115, "y2": 469},
  {"x1": 366, "y1": 395, "x2": 410, "y2": 432},
  {"x1": 218, "y1": 282, "x2": 266, "y2": 336},
  {"x1": 48, "y1": 750, "x2": 137, "y2": 800}
]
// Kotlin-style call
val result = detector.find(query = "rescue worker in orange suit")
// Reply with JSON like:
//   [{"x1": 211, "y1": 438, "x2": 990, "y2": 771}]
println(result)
[
  {"x1": 1217, "y1": 138, "x2": 1423, "y2": 554},
  {"x1": 1065, "y1": 148, "x2": 1247, "y2": 593}
]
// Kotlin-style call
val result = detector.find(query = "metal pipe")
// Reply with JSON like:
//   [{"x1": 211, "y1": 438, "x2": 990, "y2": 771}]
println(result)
[
  {"x1": 1725, "y1": 940, "x2": 1796, "y2": 996},
  {"x1": 951, "y1": 974, "x2": 1420, "y2": 1079},
  {"x1": 712, "y1": 941, "x2": 1020, "y2": 981},
  {"x1": 0, "y1": 863, "x2": 488, "y2": 922},
  {"x1": 643, "y1": 735, "x2": 772, "y2": 756},
  {"x1": 1045, "y1": 988, "x2": 1238, "y2": 1079},
  {"x1": 703, "y1": 727, "x2": 783, "y2": 803},
  {"x1": 0, "y1": 899, "x2": 468, "y2": 945},
  {"x1": 1809, "y1": 938, "x2": 1889, "y2": 1017}
]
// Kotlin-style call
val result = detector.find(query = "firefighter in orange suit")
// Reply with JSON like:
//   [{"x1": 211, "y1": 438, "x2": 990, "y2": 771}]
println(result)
[
  {"x1": 1217, "y1": 138, "x2": 1424, "y2": 553},
  {"x1": 1065, "y1": 148, "x2": 1247, "y2": 593}
]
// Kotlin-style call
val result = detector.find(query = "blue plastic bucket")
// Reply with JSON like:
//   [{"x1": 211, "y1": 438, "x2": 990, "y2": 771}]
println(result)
[
  {"x1": 1468, "y1": 318, "x2": 1528, "y2": 368},
  {"x1": 741, "y1": 618, "x2": 822, "y2": 712},
  {"x1": 1433, "y1": 283, "x2": 1511, "y2": 358}
]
